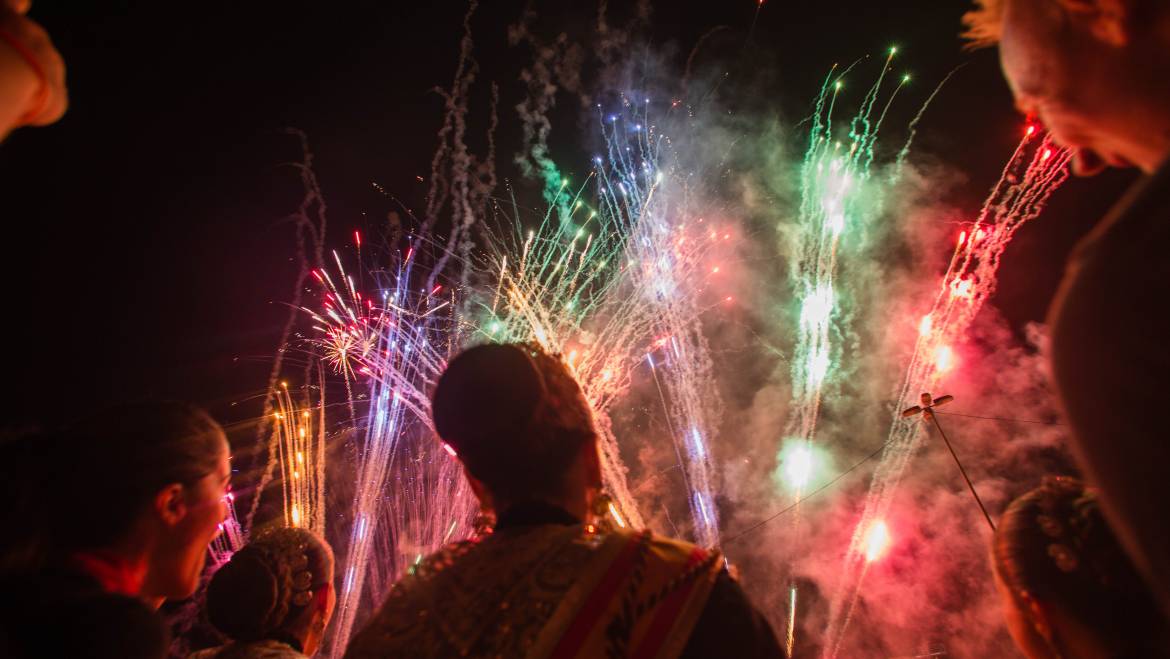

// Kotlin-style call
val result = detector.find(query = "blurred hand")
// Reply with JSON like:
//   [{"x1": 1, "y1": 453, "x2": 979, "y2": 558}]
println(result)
[{"x1": 0, "y1": 0, "x2": 67, "y2": 133}]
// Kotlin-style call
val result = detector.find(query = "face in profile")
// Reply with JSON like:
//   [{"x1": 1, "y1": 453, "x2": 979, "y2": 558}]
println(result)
[
  {"x1": 304, "y1": 584, "x2": 337, "y2": 656},
  {"x1": 997, "y1": 0, "x2": 1169, "y2": 176},
  {"x1": 993, "y1": 566, "x2": 1053, "y2": 659},
  {"x1": 147, "y1": 437, "x2": 231, "y2": 600}
]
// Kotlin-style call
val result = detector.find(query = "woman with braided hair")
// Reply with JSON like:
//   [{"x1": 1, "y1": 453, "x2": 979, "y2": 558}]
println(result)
[
  {"x1": 344, "y1": 343, "x2": 780, "y2": 659},
  {"x1": 993, "y1": 478, "x2": 1169, "y2": 658},
  {"x1": 192, "y1": 527, "x2": 335, "y2": 659}
]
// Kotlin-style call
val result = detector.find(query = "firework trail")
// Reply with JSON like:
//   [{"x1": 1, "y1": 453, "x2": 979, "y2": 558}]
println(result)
[
  {"x1": 326, "y1": 351, "x2": 410, "y2": 657},
  {"x1": 246, "y1": 130, "x2": 329, "y2": 532},
  {"x1": 209, "y1": 490, "x2": 245, "y2": 567},
  {"x1": 311, "y1": 252, "x2": 477, "y2": 658},
  {"x1": 269, "y1": 374, "x2": 328, "y2": 533},
  {"x1": 226, "y1": 5, "x2": 498, "y2": 652},
  {"x1": 510, "y1": 4, "x2": 583, "y2": 221},
  {"x1": 822, "y1": 131, "x2": 1071, "y2": 658},
  {"x1": 498, "y1": 0, "x2": 727, "y2": 546},
  {"x1": 423, "y1": 0, "x2": 497, "y2": 296},
  {"x1": 232, "y1": 5, "x2": 716, "y2": 652},
  {"x1": 778, "y1": 51, "x2": 920, "y2": 656},
  {"x1": 475, "y1": 168, "x2": 652, "y2": 531},
  {"x1": 596, "y1": 97, "x2": 726, "y2": 548},
  {"x1": 270, "y1": 243, "x2": 478, "y2": 659},
  {"x1": 244, "y1": 4, "x2": 498, "y2": 651},
  {"x1": 314, "y1": 87, "x2": 726, "y2": 647},
  {"x1": 473, "y1": 93, "x2": 728, "y2": 542},
  {"x1": 235, "y1": 6, "x2": 1073, "y2": 654},
  {"x1": 209, "y1": 131, "x2": 330, "y2": 567},
  {"x1": 783, "y1": 53, "x2": 907, "y2": 497}
]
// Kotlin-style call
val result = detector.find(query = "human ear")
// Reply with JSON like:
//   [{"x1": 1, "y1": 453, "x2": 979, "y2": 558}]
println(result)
[
  {"x1": 154, "y1": 483, "x2": 187, "y2": 526},
  {"x1": 313, "y1": 583, "x2": 332, "y2": 614}
]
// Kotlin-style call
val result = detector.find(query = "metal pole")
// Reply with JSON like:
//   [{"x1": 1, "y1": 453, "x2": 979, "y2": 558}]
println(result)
[{"x1": 924, "y1": 408, "x2": 996, "y2": 532}]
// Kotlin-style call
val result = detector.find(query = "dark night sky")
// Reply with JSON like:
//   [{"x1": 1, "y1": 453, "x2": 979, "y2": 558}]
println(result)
[{"x1": 1, "y1": 1, "x2": 1136, "y2": 428}]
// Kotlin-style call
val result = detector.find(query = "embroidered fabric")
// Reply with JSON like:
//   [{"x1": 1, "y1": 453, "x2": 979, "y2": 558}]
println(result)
[
  {"x1": 188, "y1": 638, "x2": 308, "y2": 659},
  {"x1": 344, "y1": 523, "x2": 722, "y2": 659},
  {"x1": 346, "y1": 524, "x2": 593, "y2": 658}
]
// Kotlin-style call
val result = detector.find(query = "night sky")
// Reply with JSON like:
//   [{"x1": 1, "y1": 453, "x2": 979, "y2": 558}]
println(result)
[{"x1": 2, "y1": 0, "x2": 1136, "y2": 430}]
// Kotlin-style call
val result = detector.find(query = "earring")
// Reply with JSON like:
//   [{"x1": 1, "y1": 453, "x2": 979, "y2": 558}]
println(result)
[
  {"x1": 472, "y1": 508, "x2": 496, "y2": 538},
  {"x1": 591, "y1": 491, "x2": 621, "y2": 534}
]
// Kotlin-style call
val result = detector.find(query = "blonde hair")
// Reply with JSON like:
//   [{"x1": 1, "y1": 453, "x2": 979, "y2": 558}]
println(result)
[{"x1": 962, "y1": 0, "x2": 1005, "y2": 49}]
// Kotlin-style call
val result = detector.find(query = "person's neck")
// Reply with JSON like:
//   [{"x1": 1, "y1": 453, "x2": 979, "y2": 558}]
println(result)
[
  {"x1": 71, "y1": 546, "x2": 149, "y2": 597},
  {"x1": 101, "y1": 526, "x2": 158, "y2": 603},
  {"x1": 1132, "y1": 125, "x2": 1170, "y2": 174},
  {"x1": 1047, "y1": 603, "x2": 1112, "y2": 659},
  {"x1": 301, "y1": 624, "x2": 322, "y2": 656},
  {"x1": 495, "y1": 500, "x2": 584, "y2": 530},
  {"x1": 1129, "y1": 52, "x2": 1170, "y2": 173},
  {"x1": 1149, "y1": 139, "x2": 1170, "y2": 175},
  {"x1": 268, "y1": 629, "x2": 308, "y2": 654}
]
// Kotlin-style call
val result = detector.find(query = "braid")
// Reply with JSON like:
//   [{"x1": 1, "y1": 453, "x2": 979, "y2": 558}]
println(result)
[
  {"x1": 995, "y1": 477, "x2": 1163, "y2": 653},
  {"x1": 206, "y1": 527, "x2": 333, "y2": 643},
  {"x1": 257, "y1": 544, "x2": 296, "y2": 635}
]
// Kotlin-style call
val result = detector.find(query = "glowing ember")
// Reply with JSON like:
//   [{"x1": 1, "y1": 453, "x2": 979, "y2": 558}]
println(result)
[
  {"x1": 934, "y1": 345, "x2": 955, "y2": 373},
  {"x1": 864, "y1": 520, "x2": 891, "y2": 563},
  {"x1": 785, "y1": 444, "x2": 814, "y2": 490}
]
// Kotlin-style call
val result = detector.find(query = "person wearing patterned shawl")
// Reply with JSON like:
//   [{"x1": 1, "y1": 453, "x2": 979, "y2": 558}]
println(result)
[{"x1": 344, "y1": 343, "x2": 781, "y2": 659}]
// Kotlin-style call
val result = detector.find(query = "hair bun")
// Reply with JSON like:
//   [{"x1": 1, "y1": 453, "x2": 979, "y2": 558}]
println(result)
[
  {"x1": 205, "y1": 527, "x2": 334, "y2": 643},
  {"x1": 432, "y1": 343, "x2": 546, "y2": 449},
  {"x1": 206, "y1": 548, "x2": 282, "y2": 641}
]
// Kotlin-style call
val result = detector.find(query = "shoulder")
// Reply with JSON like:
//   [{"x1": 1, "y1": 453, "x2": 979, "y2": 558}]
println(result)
[
  {"x1": 342, "y1": 570, "x2": 449, "y2": 659},
  {"x1": 242, "y1": 640, "x2": 309, "y2": 659},
  {"x1": 635, "y1": 531, "x2": 722, "y2": 575},
  {"x1": 57, "y1": 590, "x2": 169, "y2": 659},
  {"x1": 682, "y1": 570, "x2": 783, "y2": 659},
  {"x1": 1056, "y1": 168, "x2": 1170, "y2": 328},
  {"x1": 345, "y1": 527, "x2": 595, "y2": 658},
  {"x1": 0, "y1": 569, "x2": 168, "y2": 659},
  {"x1": 1050, "y1": 171, "x2": 1170, "y2": 369},
  {"x1": 190, "y1": 641, "x2": 307, "y2": 659},
  {"x1": 1072, "y1": 166, "x2": 1170, "y2": 265},
  {"x1": 641, "y1": 531, "x2": 713, "y2": 557}
]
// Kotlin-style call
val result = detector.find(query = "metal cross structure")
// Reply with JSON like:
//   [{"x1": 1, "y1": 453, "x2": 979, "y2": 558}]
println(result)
[{"x1": 902, "y1": 393, "x2": 996, "y2": 532}]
